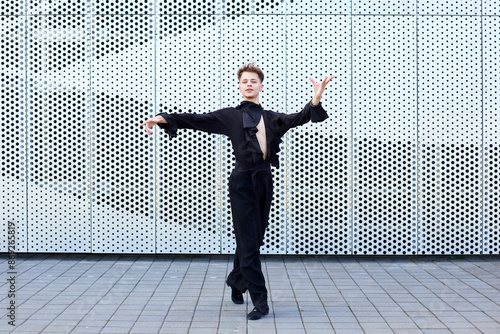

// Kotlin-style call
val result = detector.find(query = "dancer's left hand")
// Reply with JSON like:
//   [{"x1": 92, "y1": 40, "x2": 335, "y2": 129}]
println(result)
[{"x1": 309, "y1": 75, "x2": 335, "y2": 105}]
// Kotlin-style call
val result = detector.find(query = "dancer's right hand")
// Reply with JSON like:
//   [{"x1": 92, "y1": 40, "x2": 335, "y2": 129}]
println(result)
[{"x1": 140, "y1": 116, "x2": 166, "y2": 135}]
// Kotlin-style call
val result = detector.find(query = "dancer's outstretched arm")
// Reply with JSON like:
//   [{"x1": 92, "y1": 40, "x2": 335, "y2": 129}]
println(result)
[
  {"x1": 140, "y1": 110, "x2": 230, "y2": 138},
  {"x1": 269, "y1": 75, "x2": 335, "y2": 136}
]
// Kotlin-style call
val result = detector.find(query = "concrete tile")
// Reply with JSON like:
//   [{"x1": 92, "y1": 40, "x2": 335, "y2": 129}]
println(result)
[
  {"x1": 303, "y1": 322, "x2": 334, "y2": 329},
  {"x1": 356, "y1": 315, "x2": 387, "y2": 323},
  {"x1": 130, "y1": 324, "x2": 164, "y2": 333},
  {"x1": 70, "y1": 326, "x2": 104, "y2": 333},
  {"x1": 331, "y1": 322, "x2": 364, "y2": 329},
  {"x1": 217, "y1": 329, "x2": 242, "y2": 334},
  {"x1": 412, "y1": 317, "x2": 447, "y2": 329},
  {"x1": 9, "y1": 320, "x2": 51, "y2": 332},
  {"x1": 100, "y1": 327, "x2": 135, "y2": 334},
  {"x1": 103, "y1": 320, "x2": 136, "y2": 328},
  {"x1": 334, "y1": 329, "x2": 365, "y2": 334},
  {"x1": 273, "y1": 329, "x2": 306, "y2": 334},
  {"x1": 363, "y1": 329, "x2": 393, "y2": 334},
  {"x1": 471, "y1": 321, "x2": 500, "y2": 329},
  {"x1": 188, "y1": 328, "x2": 218, "y2": 334},
  {"x1": 448, "y1": 330, "x2": 482, "y2": 334},
  {"x1": 4, "y1": 254, "x2": 500, "y2": 333},
  {"x1": 39, "y1": 324, "x2": 76, "y2": 333},
  {"x1": 479, "y1": 330, "x2": 500, "y2": 334},
  {"x1": 190, "y1": 321, "x2": 220, "y2": 328},
  {"x1": 386, "y1": 322, "x2": 420, "y2": 330},
  {"x1": 161, "y1": 320, "x2": 191, "y2": 328},
  {"x1": 275, "y1": 322, "x2": 304, "y2": 329}
]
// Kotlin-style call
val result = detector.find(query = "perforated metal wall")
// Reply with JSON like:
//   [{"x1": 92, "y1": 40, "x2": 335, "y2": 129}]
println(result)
[
  {"x1": 353, "y1": 15, "x2": 417, "y2": 255},
  {"x1": 1, "y1": 1, "x2": 498, "y2": 255},
  {"x1": 91, "y1": 13, "x2": 155, "y2": 253},
  {"x1": 484, "y1": 16, "x2": 499, "y2": 254},
  {"x1": 1, "y1": 14, "x2": 27, "y2": 252},
  {"x1": 287, "y1": 14, "x2": 351, "y2": 255},
  {"x1": 26, "y1": 12, "x2": 91, "y2": 252},
  {"x1": 418, "y1": 16, "x2": 483, "y2": 255},
  {"x1": 155, "y1": 10, "x2": 221, "y2": 253}
]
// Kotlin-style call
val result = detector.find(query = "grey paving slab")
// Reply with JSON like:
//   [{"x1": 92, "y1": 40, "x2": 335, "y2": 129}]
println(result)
[{"x1": 1, "y1": 254, "x2": 500, "y2": 334}]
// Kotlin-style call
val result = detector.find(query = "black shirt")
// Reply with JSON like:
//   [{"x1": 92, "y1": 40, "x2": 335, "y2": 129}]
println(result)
[{"x1": 156, "y1": 100, "x2": 328, "y2": 172}]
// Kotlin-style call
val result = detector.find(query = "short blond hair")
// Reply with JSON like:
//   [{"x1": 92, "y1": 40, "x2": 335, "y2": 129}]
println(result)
[{"x1": 237, "y1": 63, "x2": 264, "y2": 83}]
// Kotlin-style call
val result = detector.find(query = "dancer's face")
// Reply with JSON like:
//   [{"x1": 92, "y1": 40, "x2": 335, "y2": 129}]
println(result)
[{"x1": 239, "y1": 72, "x2": 263, "y2": 101}]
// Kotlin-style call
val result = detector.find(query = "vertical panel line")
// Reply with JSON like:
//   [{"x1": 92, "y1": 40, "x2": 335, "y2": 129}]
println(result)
[
  {"x1": 153, "y1": 0, "x2": 157, "y2": 253},
  {"x1": 88, "y1": 0, "x2": 93, "y2": 253},
  {"x1": 416, "y1": 0, "x2": 419, "y2": 255},
  {"x1": 284, "y1": 0, "x2": 288, "y2": 254},
  {"x1": 219, "y1": 5, "x2": 223, "y2": 254},
  {"x1": 481, "y1": 0, "x2": 485, "y2": 254},
  {"x1": 350, "y1": 0, "x2": 354, "y2": 255},
  {"x1": 24, "y1": 0, "x2": 29, "y2": 252}
]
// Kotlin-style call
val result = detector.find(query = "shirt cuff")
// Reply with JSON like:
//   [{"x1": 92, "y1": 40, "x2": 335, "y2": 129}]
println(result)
[
  {"x1": 308, "y1": 101, "x2": 329, "y2": 123},
  {"x1": 156, "y1": 113, "x2": 179, "y2": 138}
]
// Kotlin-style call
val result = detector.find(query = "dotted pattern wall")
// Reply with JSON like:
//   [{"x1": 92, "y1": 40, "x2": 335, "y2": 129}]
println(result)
[
  {"x1": 26, "y1": 13, "x2": 91, "y2": 252},
  {"x1": 418, "y1": 0, "x2": 481, "y2": 15},
  {"x1": 418, "y1": 16, "x2": 483, "y2": 255},
  {"x1": 286, "y1": 15, "x2": 351, "y2": 255},
  {"x1": 1, "y1": 1, "x2": 499, "y2": 255},
  {"x1": 353, "y1": 0, "x2": 415, "y2": 15},
  {"x1": 90, "y1": 14, "x2": 155, "y2": 253},
  {"x1": 352, "y1": 16, "x2": 417, "y2": 255},
  {"x1": 484, "y1": 16, "x2": 499, "y2": 254},
  {"x1": 1, "y1": 14, "x2": 27, "y2": 252},
  {"x1": 155, "y1": 13, "x2": 221, "y2": 253}
]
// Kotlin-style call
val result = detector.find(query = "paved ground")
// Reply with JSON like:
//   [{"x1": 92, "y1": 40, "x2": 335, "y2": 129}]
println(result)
[{"x1": 1, "y1": 254, "x2": 499, "y2": 334}]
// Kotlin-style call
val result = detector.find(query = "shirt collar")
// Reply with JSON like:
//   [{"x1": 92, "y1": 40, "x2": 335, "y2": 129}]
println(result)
[{"x1": 238, "y1": 100, "x2": 263, "y2": 110}]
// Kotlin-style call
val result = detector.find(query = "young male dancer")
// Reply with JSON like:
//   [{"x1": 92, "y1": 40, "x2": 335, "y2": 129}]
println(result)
[{"x1": 141, "y1": 63, "x2": 334, "y2": 320}]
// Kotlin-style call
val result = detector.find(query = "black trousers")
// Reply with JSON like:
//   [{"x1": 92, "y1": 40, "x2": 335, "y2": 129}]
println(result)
[{"x1": 226, "y1": 169, "x2": 273, "y2": 306}]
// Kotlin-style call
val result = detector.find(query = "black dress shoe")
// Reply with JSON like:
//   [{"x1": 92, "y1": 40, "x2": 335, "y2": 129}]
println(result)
[
  {"x1": 247, "y1": 303, "x2": 269, "y2": 320},
  {"x1": 231, "y1": 287, "x2": 244, "y2": 304}
]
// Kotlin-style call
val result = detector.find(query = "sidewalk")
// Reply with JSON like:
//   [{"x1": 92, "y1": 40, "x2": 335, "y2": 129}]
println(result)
[{"x1": 1, "y1": 254, "x2": 499, "y2": 333}]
